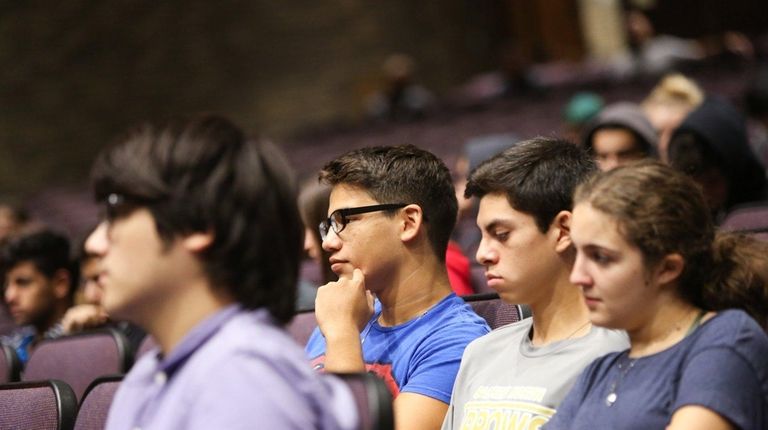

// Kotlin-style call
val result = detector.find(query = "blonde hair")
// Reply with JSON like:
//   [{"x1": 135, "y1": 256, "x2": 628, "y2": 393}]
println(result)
[{"x1": 642, "y1": 73, "x2": 704, "y2": 110}]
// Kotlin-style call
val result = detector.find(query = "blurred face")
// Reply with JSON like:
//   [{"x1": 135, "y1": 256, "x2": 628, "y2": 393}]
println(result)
[
  {"x1": 570, "y1": 203, "x2": 656, "y2": 330},
  {"x1": 321, "y1": 185, "x2": 402, "y2": 290},
  {"x1": 475, "y1": 193, "x2": 563, "y2": 305},
  {"x1": 4, "y1": 261, "x2": 59, "y2": 327},
  {"x1": 644, "y1": 104, "x2": 689, "y2": 163},
  {"x1": 85, "y1": 208, "x2": 195, "y2": 322},
  {"x1": 80, "y1": 257, "x2": 103, "y2": 305},
  {"x1": 304, "y1": 227, "x2": 321, "y2": 261},
  {"x1": 592, "y1": 128, "x2": 645, "y2": 171}
]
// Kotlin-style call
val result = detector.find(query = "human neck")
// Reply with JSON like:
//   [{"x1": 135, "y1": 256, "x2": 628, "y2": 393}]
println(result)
[
  {"x1": 34, "y1": 302, "x2": 69, "y2": 339},
  {"x1": 627, "y1": 298, "x2": 701, "y2": 358},
  {"x1": 529, "y1": 275, "x2": 591, "y2": 346},
  {"x1": 143, "y1": 279, "x2": 235, "y2": 356},
  {"x1": 376, "y1": 258, "x2": 452, "y2": 327}
]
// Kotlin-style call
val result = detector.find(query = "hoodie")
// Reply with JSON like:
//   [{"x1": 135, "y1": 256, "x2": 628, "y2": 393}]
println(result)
[
  {"x1": 669, "y1": 97, "x2": 767, "y2": 212},
  {"x1": 583, "y1": 102, "x2": 659, "y2": 157}
]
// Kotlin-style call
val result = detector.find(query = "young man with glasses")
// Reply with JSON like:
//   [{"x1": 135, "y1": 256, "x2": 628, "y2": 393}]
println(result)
[
  {"x1": 85, "y1": 115, "x2": 356, "y2": 430},
  {"x1": 305, "y1": 144, "x2": 490, "y2": 430}
]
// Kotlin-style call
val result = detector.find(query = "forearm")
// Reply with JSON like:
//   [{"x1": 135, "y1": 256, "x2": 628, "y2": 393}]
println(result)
[{"x1": 322, "y1": 327, "x2": 366, "y2": 373}]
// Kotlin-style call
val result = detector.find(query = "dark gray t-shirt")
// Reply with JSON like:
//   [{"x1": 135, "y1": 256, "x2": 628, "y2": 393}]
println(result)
[{"x1": 546, "y1": 310, "x2": 768, "y2": 430}]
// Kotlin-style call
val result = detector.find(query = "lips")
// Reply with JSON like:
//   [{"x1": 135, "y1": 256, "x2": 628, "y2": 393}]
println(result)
[{"x1": 328, "y1": 258, "x2": 348, "y2": 273}]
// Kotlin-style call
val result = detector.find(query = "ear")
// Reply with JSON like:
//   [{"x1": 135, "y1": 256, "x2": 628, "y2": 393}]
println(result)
[
  {"x1": 183, "y1": 231, "x2": 214, "y2": 253},
  {"x1": 654, "y1": 253, "x2": 685, "y2": 287},
  {"x1": 399, "y1": 204, "x2": 423, "y2": 243},
  {"x1": 51, "y1": 269, "x2": 71, "y2": 300},
  {"x1": 551, "y1": 210, "x2": 573, "y2": 253}
]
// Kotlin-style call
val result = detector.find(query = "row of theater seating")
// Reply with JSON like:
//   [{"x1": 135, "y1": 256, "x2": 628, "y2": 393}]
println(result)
[{"x1": 0, "y1": 293, "x2": 530, "y2": 430}]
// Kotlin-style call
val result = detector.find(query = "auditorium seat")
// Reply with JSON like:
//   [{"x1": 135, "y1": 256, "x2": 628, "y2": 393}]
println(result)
[
  {"x1": 335, "y1": 372, "x2": 394, "y2": 430},
  {"x1": 0, "y1": 379, "x2": 77, "y2": 430},
  {"x1": 463, "y1": 292, "x2": 531, "y2": 329},
  {"x1": 74, "y1": 375, "x2": 123, "y2": 430},
  {"x1": 23, "y1": 328, "x2": 132, "y2": 401},
  {"x1": 0, "y1": 344, "x2": 21, "y2": 383},
  {"x1": 721, "y1": 202, "x2": 768, "y2": 240}
]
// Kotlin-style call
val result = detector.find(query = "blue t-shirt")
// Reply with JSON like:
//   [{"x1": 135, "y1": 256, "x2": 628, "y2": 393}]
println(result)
[
  {"x1": 546, "y1": 310, "x2": 768, "y2": 430},
  {"x1": 305, "y1": 293, "x2": 490, "y2": 404}
]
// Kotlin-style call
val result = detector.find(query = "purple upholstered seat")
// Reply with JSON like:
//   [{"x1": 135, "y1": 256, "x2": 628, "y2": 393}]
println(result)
[
  {"x1": 335, "y1": 372, "x2": 393, "y2": 430},
  {"x1": 0, "y1": 379, "x2": 77, "y2": 430},
  {"x1": 287, "y1": 310, "x2": 318, "y2": 346},
  {"x1": 464, "y1": 293, "x2": 531, "y2": 330},
  {"x1": 135, "y1": 335, "x2": 158, "y2": 360},
  {"x1": 721, "y1": 202, "x2": 768, "y2": 241},
  {"x1": 0, "y1": 343, "x2": 21, "y2": 383},
  {"x1": 74, "y1": 375, "x2": 123, "y2": 430},
  {"x1": 23, "y1": 328, "x2": 131, "y2": 401}
]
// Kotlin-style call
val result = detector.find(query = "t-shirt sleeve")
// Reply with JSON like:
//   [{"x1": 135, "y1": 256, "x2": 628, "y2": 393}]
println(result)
[
  {"x1": 401, "y1": 323, "x2": 489, "y2": 404},
  {"x1": 673, "y1": 346, "x2": 764, "y2": 429}
]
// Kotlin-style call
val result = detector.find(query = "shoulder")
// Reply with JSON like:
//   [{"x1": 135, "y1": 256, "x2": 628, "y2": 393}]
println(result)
[
  {"x1": 428, "y1": 294, "x2": 490, "y2": 331},
  {"x1": 686, "y1": 309, "x2": 768, "y2": 370},
  {"x1": 461, "y1": 318, "x2": 531, "y2": 358}
]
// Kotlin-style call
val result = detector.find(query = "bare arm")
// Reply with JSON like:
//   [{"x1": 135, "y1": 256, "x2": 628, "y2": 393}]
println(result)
[
  {"x1": 315, "y1": 268, "x2": 373, "y2": 373},
  {"x1": 394, "y1": 393, "x2": 449, "y2": 430},
  {"x1": 667, "y1": 406, "x2": 735, "y2": 430}
]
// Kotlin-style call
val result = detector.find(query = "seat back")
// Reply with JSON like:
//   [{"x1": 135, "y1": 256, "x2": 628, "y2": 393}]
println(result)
[
  {"x1": 336, "y1": 372, "x2": 394, "y2": 430},
  {"x1": 0, "y1": 379, "x2": 77, "y2": 430},
  {"x1": 0, "y1": 343, "x2": 22, "y2": 383},
  {"x1": 23, "y1": 328, "x2": 131, "y2": 401},
  {"x1": 287, "y1": 310, "x2": 318, "y2": 346},
  {"x1": 74, "y1": 375, "x2": 123, "y2": 430},
  {"x1": 463, "y1": 293, "x2": 531, "y2": 329},
  {"x1": 721, "y1": 202, "x2": 768, "y2": 240}
]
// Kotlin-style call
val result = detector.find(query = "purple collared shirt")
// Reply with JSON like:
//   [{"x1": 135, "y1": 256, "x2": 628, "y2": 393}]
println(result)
[{"x1": 106, "y1": 305, "x2": 357, "y2": 430}]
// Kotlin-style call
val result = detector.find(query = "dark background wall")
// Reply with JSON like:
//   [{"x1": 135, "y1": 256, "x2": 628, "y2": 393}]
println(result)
[{"x1": 1, "y1": 0, "x2": 766, "y2": 237}]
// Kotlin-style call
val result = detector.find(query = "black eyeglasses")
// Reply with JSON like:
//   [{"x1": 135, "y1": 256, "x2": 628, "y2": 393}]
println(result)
[
  {"x1": 319, "y1": 203, "x2": 407, "y2": 240},
  {"x1": 103, "y1": 193, "x2": 142, "y2": 222}
]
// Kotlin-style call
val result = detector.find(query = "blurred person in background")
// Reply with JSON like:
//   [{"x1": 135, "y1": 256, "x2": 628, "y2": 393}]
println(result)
[
  {"x1": 668, "y1": 97, "x2": 767, "y2": 222},
  {"x1": 297, "y1": 181, "x2": 335, "y2": 310},
  {"x1": 0, "y1": 229, "x2": 76, "y2": 363},
  {"x1": 642, "y1": 73, "x2": 704, "y2": 163},
  {"x1": 582, "y1": 102, "x2": 658, "y2": 171}
]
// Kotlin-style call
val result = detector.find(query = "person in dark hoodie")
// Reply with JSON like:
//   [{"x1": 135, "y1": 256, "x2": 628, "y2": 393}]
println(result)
[
  {"x1": 668, "y1": 97, "x2": 767, "y2": 222},
  {"x1": 582, "y1": 102, "x2": 658, "y2": 171}
]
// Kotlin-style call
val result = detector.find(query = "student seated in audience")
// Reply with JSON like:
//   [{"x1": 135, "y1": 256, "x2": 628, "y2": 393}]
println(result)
[
  {"x1": 668, "y1": 97, "x2": 767, "y2": 222},
  {"x1": 305, "y1": 144, "x2": 490, "y2": 430},
  {"x1": 85, "y1": 115, "x2": 356, "y2": 430},
  {"x1": 641, "y1": 73, "x2": 703, "y2": 163},
  {"x1": 61, "y1": 231, "x2": 146, "y2": 351},
  {"x1": 0, "y1": 229, "x2": 76, "y2": 363},
  {"x1": 582, "y1": 102, "x2": 658, "y2": 171},
  {"x1": 296, "y1": 181, "x2": 335, "y2": 310},
  {"x1": 442, "y1": 138, "x2": 628, "y2": 430},
  {"x1": 547, "y1": 161, "x2": 768, "y2": 429}
]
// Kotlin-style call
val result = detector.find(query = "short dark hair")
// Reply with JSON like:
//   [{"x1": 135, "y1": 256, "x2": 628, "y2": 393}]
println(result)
[
  {"x1": 465, "y1": 137, "x2": 597, "y2": 232},
  {"x1": 91, "y1": 114, "x2": 303, "y2": 324},
  {"x1": 319, "y1": 144, "x2": 457, "y2": 262},
  {"x1": 0, "y1": 229, "x2": 77, "y2": 301}
]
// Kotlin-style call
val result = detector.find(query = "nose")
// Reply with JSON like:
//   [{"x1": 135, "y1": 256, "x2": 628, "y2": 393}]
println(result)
[
  {"x1": 569, "y1": 252, "x2": 592, "y2": 288},
  {"x1": 321, "y1": 227, "x2": 342, "y2": 253},
  {"x1": 475, "y1": 237, "x2": 498, "y2": 267},
  {"x1": 85, "y1": 222, "x2": 110, "y2": 257},
  {"x1": 599, "y1": 156, "x2": 620, "y2": 172},
  {"x1": 4, "y1": 284, "x2": 16, "y2": 304}
]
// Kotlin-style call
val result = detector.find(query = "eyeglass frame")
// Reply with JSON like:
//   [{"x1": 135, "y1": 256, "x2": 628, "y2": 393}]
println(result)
[{"x1": 318, "y1": 203, "x2": 407, "y2": 241}]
